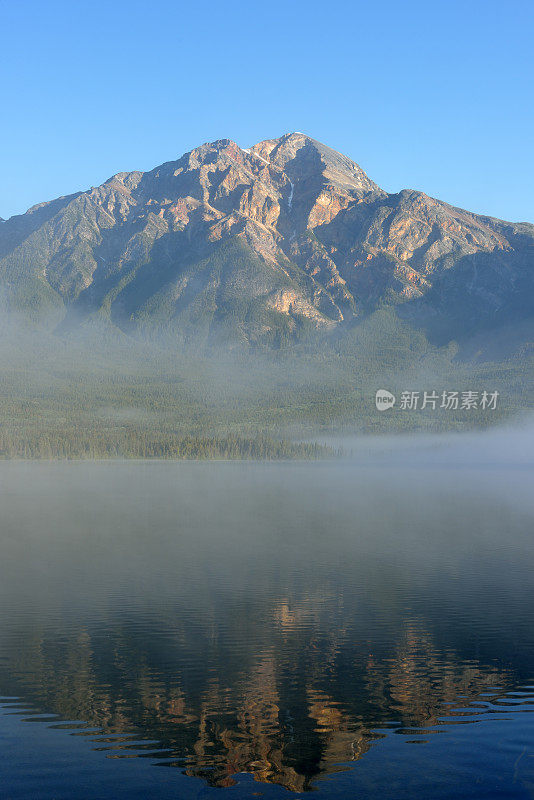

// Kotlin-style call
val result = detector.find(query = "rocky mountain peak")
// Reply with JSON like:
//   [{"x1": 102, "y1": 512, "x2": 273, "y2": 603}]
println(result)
[
  {"x1": 251, "y1": 132, "x2": 382, "y2": 197},
  {"x1": 0, "y1": 133, "x2": 531, "y2": 350}
]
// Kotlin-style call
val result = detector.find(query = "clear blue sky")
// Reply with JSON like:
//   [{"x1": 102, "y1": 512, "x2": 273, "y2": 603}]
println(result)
[{"x1": 1, "y1": 0, "x2": 533, "y2": 222}]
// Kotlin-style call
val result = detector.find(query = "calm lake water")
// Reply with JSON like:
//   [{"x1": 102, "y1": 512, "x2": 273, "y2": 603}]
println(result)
[{"x1": 1, "y1": 448, "x2": 534, "y2": 798}]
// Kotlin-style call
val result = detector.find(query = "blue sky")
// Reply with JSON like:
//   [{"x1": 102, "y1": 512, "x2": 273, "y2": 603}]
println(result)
[{"x1": 1, "y1": 0, "x2": 533, "y2": 222}]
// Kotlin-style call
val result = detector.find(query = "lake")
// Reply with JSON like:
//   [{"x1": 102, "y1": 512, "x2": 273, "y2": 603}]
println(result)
[{"x1": 1, "y1": 445, "x2": 534, "y2": 798}]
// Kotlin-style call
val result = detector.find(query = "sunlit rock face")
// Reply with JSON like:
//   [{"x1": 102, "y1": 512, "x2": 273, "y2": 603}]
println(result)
[{"x1": 0, "y1": 132, "x2": 532, "y2": 347}]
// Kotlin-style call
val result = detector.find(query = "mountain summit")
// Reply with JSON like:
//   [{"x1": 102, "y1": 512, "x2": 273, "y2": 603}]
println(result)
[{"x1": 0, "y1": 133, "x2": 532, "y2": 349}]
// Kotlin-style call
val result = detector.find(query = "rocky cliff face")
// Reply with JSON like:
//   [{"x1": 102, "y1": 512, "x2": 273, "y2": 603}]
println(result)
[{"x1": 0, "y1": 132, "x2": 532, "y2": 348}]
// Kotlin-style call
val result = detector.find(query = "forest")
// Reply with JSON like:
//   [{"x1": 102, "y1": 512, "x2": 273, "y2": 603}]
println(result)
[{"x1": 0, "y1": 308, "x2": 530, "y2": 460}]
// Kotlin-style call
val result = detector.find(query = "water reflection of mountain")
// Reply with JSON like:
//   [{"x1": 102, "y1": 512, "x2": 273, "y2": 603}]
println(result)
[
  {"x1": 0, "y1": 607, "x2": 510, "y2": 791},
  {"x1": 1, "y1": 461, "x2": 533, "y2": 791}
]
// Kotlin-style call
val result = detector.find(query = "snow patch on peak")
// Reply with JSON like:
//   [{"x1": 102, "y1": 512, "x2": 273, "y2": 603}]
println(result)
[
  {"x1": 251, "y1": 151, "x2": 269, "y2": 165},
  {"x1": 241, "y1": 146, "x2": 270, "y2": 166},
  {"x1": 287, "y1": 180, "x2": 294, "y2": 211}
]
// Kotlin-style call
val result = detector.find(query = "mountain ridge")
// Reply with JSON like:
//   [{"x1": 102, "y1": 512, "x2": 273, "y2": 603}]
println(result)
[{"x1": 0, "y1": 132, "x2": 532, "y2": 352}]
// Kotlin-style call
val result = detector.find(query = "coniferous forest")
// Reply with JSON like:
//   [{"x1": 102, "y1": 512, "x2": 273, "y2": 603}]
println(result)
[{"x1": 0, "y1": 309, "x2": 531, "y2": 460}]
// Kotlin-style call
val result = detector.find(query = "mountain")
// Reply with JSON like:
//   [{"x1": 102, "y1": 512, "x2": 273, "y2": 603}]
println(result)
[{"x1": 1, "y1": 132, "x2": 533, "y2": 352}]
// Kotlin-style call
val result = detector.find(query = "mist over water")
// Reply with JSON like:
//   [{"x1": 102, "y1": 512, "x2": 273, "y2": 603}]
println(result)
[
  {"x1": 1, "y1": 436, "x2": 534, "y2": 798},
  {"x1": 319, "y1": 415, "x2": 534, "y2": 469}
]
